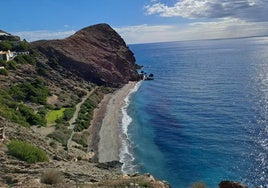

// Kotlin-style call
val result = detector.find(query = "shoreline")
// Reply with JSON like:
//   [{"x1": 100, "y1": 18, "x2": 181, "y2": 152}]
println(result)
[{"x1": 88, "y1": 82, "x2": 137, "y2": 163}]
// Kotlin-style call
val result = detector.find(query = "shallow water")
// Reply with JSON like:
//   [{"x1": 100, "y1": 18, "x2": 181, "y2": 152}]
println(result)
[{"x1": 120, "y1": 37, "x2": 268, "y2": 188}]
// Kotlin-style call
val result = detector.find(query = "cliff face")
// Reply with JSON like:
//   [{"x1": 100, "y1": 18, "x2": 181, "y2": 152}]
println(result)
[{"x1": 32, "y1": 24, "x2": 139, "y2": 87}]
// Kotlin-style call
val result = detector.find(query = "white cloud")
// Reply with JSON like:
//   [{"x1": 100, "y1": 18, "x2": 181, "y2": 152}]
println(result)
[
  {"x1": 12, "y1": 30, "x2": 76, "y2": 42},
  {"x1": 115, "y1": 20, "x2": 268, "y2": 44},
  {"x1": 145, "y1": 0, "x2": 268, "y2": 21},
  {"x1": 10, "y1": 21, "x2": 268, "y2": 44},
  {"x1": 115, "y1": 24, "x2": 181, "y2": 44}
]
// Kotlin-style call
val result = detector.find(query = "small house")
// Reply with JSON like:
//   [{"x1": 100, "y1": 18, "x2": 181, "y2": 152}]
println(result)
[{"x1": 0, "y1": 50, "x2": 14, "y2": 61}]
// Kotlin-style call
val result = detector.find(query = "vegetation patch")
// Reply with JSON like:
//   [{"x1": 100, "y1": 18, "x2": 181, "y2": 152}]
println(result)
[
  {"x1": 0, "y1": 90, "x2": 46, "y2": 127},
  {"x1": 0, "y1": 68, "x2": 8, "y2": 75},
  {"x1": 9, "y1": 78, "x2": 50, "y2": 105},
  {"x1": 74, "y1": 99, "x2": 95, "y2": 132},
  {"x1": 46, "y1": 108, "x2": 66, "y2": 124},
  {"x1": 72, "y1": 130, "x2": 90, "y2": 148},
  {"x1": 17, "y1": 104, "x2": 46, "y2": 126},
  {"x1": 14, "y1": 55, "x2": 35, "y2": 65},
  {"x1": 48, "y1": 125, "x2": 72, "y2": 146},
  {"x1": 41, "y1": 169, "x2": 63, "y2": 185},
  {"x1": 7, "y1": 140, "x2": 49, "y2": 163}
]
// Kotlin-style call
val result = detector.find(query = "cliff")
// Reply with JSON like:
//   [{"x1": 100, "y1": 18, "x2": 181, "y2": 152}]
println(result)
[{"x1": 31, "y1": 24, "x2": 140, "y2": 87}]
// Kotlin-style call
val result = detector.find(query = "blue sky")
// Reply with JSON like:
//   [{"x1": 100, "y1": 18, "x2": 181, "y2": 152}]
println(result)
[{"x1": 1, "y1": 0, "x2": 268, "y2": 44}]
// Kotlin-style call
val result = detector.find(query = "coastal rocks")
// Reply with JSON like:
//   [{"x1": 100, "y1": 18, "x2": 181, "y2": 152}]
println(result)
[
  {"x1": 32, "y1": 23, "x2": 140, "y2": 87},
  {"x1": 219, "y1": 181, "x2": 248, "y2": 188},
  {"x1": 96, "y1": 161, "x2": 123, "y2": 170}
]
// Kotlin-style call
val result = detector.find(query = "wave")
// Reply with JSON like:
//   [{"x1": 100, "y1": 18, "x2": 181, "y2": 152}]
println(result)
[{"x1": 119, "y1": 81, "x2": 142, "y2": 174}]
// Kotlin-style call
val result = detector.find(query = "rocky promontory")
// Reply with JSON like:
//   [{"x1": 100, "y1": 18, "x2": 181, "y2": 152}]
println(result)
[{"x1": 32, "y1": 24, "x2": 140, "y2": 87}]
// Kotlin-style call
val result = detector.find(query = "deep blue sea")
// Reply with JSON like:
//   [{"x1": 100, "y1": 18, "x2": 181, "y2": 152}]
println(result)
[{"x1": 119, "y1": 37, "x2": 268, "y2": 188}]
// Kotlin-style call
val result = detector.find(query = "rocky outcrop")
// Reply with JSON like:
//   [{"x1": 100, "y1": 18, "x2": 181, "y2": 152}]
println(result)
[
  {"x1": 219, "y1": 181, "x2": 248, "y2": 188},
  {"x1": 32, "y1": 24, "x2": 140, "y2": 87}
]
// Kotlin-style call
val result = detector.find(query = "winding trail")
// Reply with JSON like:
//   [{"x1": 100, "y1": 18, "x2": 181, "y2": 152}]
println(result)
[{"x1": 67, "y1": 87, "x2": 97, "y2": 150}]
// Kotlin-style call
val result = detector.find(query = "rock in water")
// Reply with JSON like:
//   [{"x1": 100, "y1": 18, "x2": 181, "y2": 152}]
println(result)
[
  {"x1": 219, "y1": 181, "x2": 248, "y2": 188},
  {"x1": 31, "y1": 23, "x2": 140, "y2": 87}
]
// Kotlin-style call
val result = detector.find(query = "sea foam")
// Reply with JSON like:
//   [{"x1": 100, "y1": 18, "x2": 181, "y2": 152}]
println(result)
[{"x1": 119, "y1": 81, "x2": 142, "y2": 174}]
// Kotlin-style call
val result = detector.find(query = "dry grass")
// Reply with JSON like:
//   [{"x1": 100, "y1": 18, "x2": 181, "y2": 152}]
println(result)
[{"x1": 41, "y1": 169, "x2": 63, "y2": 185}]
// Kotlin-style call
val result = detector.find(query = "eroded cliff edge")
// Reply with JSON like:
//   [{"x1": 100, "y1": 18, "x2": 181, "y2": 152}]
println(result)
[{"x1": 32, "y1": 23, "x2": 140, "y2": 87}]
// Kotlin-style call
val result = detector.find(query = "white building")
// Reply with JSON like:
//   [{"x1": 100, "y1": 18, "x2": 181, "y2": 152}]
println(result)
[
  {"x1": 0, "y1": 50, "x2": 14, "y2": 61},
  {"x1": 0, "y1": 50, "x2": 29, "y2": 61}
]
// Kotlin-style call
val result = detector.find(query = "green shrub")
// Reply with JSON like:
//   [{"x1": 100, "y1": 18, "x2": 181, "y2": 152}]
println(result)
[
  {"x1": 15, "y1": 40, "x2": 29, "y2": 51},
  {"x1": 48, "y1": 125, "x2": 71, "y2": 146},
  {"x1": 72, "y1": 130, "x2": 90, "y2": 147},
  {"x1": 9, "y1": 78, "x2": 49, "y2": 104},
  {"x1": 22, "y1": 55, "x2": 35, "y2": 65},
  {"x1": 0, "y1": 89, "x2": 46, "y2": 127},
  {"x1": 0, "y1": 68, "x2": 8, "y2": 75},
  {"x1": 7, "y1": 140, "x2": 49, "y2": 163},
  {"x1": 63, "y1": 107, "x2": 76, "y2": 121},
  {"x1": 41, "y1": 169, "x2": 63, "y2": 185},
  {"x1": 36, "y1": 66, "x2": 47, "y2": 76},
  {"x1": 14, "y1": 55, "x2": 28, "y2": 64},
  {"x1": 0, "y1": 41, "x2": 12, "y2": 51},
  {"x1": 0, "y1": 90, "x2": 29, "y2": 127},
  {"x1": 74, "y1": 99, "x2": 95, "y2": 132},
  {"x1": 6, "y1": 60, "x2": 16, "y2": 70},
  {"x1": 18, "y1": 104, "x2": 46, "y2": 126}
]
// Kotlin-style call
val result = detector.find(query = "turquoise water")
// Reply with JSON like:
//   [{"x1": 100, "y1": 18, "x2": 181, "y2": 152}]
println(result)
[{"x1": 120, "y1": 37, "x2": 268, "y2": 188}]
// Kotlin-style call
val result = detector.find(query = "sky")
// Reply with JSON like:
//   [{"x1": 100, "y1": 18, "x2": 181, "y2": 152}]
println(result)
[{"x1": 1, "y1": 0, "x2": 268, "y2": 44}]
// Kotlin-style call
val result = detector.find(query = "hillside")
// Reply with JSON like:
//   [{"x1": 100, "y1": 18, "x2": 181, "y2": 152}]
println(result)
[
  {"x1": 0, "y1": 24, "x2": 249, "y2": 188},
  {"x1": 0, "y1": 23, "x2": 173, "y2": 187},
  {"x1": 32, "y1": 24, "x2": 140, "y2": 87}
]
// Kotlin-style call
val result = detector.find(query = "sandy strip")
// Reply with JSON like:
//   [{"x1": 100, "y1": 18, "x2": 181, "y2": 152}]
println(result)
[{"x1": 89, "y1": 82, "x2": 136, "y2": 163}]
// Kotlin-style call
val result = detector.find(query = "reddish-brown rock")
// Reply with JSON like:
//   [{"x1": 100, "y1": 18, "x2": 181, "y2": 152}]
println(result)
[
  {"x1": 219, "y1": 181, "x2": 248, "y2": 188},
  {"x1": 32, "y1": 23, "x2": 140, "y2": 87}
]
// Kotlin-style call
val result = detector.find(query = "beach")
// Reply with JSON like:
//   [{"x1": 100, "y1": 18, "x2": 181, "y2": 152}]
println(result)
[{"x1": 89, "y1": 82, "x2": 136, "y2": 163}]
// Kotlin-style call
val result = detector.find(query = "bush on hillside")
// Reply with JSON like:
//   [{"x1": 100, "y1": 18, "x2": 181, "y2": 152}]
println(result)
[
  {"x1": 74, "y1": 99, "x2": 95, "y2": 132},
  {"x1": 15, "y1": 54, "x2": 35, "y2": 65},
  {"x1": 7, "y1": 140, "x2": 49, "y2": 163},
  {"x1": 63, "y1": 107, "x2": 76, "y2": 121},
  {"x1": 18, "y1": 104, "x2": 46, "y2": 126},
  {"x1": 14, "y1": 55, "x2": 28, "y2": 64},
  {"x1": 9, "y1": 78, "x2": 50, "y2": 104},
  {"x1": 48, "y1": 125, "x2": 72, "y2": 146},
  {"x1": 72, "y1": 130, "x2": 90, "y2": 148},
  {"x1": 41, "y1": 169, "x2": 63, "y2": 185},
  {"x1": 0, "y1": 41, "x2": 12, "y2": 51},
  {"x1": 0, "y1": 68, "x2": 8, "y2": 75}
]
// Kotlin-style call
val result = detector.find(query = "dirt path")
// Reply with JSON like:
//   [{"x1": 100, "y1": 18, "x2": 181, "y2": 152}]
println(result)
[{"x1": 67, "y1": 87, "x2": 97, "y2": 149}]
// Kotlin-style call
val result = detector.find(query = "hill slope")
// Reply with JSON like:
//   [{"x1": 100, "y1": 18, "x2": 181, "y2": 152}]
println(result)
[{"x1": 32, "y1": 24, "x2": 140, "y2": 87}]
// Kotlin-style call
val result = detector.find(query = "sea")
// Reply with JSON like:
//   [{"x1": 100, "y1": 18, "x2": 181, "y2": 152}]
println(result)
[{"x1": 119, "y1": 37, "x2": 268, "y2": 188}]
